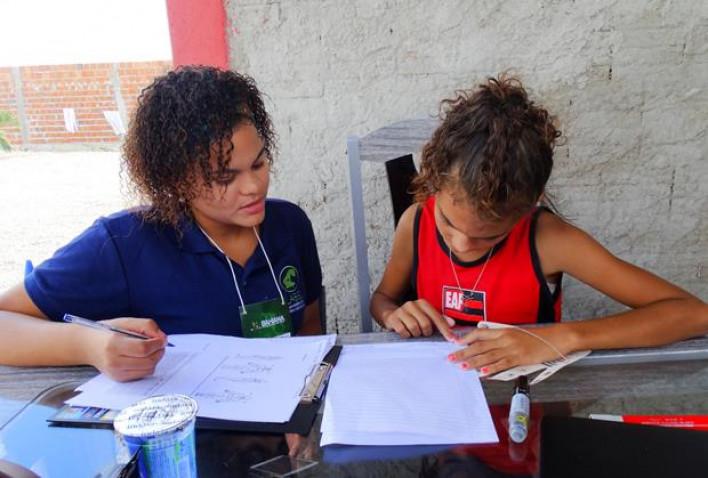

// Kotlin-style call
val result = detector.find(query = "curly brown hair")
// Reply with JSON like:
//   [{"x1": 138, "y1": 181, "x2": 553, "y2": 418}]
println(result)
[
  {"x1": 412, "y1": 74, "x2": 561, "y2": 220},
  {"x1": 122, "y1": 65, "x2": 276, "y2": 228}
]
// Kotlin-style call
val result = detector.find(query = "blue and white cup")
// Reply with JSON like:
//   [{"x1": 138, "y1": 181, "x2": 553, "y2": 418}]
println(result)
[{"x1": 113, "y1": 394, "x2": 198, "y2": 478}]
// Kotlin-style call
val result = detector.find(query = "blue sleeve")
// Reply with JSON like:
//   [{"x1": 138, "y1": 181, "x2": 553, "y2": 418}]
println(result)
[
  {"x1": 296, "y1": 210, "x2": 322, "y2": 305},
  {"x1": 24, "y1": 219, "x2": 132, "y2": 321}
]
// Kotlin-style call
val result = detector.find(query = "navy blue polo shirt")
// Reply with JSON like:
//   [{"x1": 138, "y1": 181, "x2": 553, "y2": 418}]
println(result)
[{"x1": 24, "y1": 199, "x2": 322, "y2": 336}]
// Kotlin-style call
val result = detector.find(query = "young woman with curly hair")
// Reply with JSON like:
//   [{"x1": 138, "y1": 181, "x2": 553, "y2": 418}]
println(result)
[
  {"x1": 0, "y1": 66, "x2": 323, "y2": 382},
  {"x1": 370, "y1": 75, "x2": 707, "y2": 377}
]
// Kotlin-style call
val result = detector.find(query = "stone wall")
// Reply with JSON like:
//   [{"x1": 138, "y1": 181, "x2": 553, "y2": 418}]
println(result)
[{"x1": 225, "y1": 0, "x2": 708, "y2": 333}]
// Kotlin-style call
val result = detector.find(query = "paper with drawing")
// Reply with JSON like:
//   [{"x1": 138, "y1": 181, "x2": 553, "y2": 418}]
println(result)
[{"x1": 68, "y1": 334, "x2": 336, "y2": 423}]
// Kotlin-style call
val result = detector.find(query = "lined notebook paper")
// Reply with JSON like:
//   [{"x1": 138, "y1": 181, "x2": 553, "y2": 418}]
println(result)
[{"x1": 320, "y1": 341, "x2": 498, "y2": 446}]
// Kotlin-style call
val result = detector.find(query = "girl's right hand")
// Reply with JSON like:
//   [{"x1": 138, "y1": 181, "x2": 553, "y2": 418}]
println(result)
[
  {"x1": 79, "y1": 318, "x2": 168, "y2": 382},
  {"x1": 382, "y1": 299, "x2": 457, "y2": 341}
]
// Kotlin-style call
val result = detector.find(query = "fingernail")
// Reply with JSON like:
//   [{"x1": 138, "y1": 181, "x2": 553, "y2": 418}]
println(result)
[
  {"x1": 480, "y1": 367, "x2": 489, "y2": 376},
  {"x1": 460, "y1": 362, "x2": 470, "y2": 370},
  {"x1": 447, "y1": 353, "x2": 456, "y2": 361}
]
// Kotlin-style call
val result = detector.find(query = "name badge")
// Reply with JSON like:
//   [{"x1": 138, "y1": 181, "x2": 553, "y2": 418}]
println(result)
[
  {"x1": 442, "y1": 285, "x2": 486, "y2": 322},
  {"x1": 240, "y1": 298, "x2": 293, "y2": 338}
]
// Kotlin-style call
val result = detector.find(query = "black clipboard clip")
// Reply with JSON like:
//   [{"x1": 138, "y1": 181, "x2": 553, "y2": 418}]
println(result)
[{"x1": 300, "y1": 345, "x2": 342, "y2": 404}]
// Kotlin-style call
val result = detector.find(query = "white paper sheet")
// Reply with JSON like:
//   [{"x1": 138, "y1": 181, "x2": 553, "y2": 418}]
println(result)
[
  {"x1": 320, "y1": 342, "x2": 498, "y2": 446},
  {"x1": 68, "y1": 334, "x2": 336, "y2": 423},
  {"x1": 62, "y1": 108, "x2": 78, "y2": 133}
]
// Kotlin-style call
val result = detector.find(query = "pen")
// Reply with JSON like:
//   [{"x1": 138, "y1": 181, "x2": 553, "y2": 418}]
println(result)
[
  {"x1": 63, "y1": 313, "x2": 174, "y2": 347},
  {"x1": 589, "y1": 414, "x2": 708, "y2": 431},
  {"x1": 508, "y1": 375, "x2": 530, "y2": 443}
]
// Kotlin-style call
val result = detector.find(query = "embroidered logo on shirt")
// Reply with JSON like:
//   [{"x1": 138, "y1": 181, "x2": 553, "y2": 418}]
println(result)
[
  {"x1": 279, "y1": 265, "x2": 305, "y2": 313},
  {"x1": 442, "y1": 285, "x2": 486, "y2": 322},
  {"x1": 279, "y1": 265, "x2": 299, "y2": 292}
]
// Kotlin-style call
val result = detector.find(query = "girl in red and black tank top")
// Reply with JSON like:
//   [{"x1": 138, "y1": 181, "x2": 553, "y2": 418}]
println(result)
[
  {"x1": 370, "y1": 74, "x2": 707, "y2": 381},
  {"x1": 413, "y1": 196, "x2": 561, "y2": 326}
]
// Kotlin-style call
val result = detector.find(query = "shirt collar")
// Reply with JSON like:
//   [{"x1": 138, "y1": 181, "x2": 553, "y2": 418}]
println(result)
[
  {"x1": 176, "y1": 203, "x2": 290, "y2": 257},
  {"x1": 178, "y1": 218, "x2": 218, "y2": 254}
]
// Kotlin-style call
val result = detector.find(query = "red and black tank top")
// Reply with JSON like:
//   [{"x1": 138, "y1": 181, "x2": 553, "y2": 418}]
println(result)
[{"x1": 413, "y1": 196, "x2": 561, "y2": 324}]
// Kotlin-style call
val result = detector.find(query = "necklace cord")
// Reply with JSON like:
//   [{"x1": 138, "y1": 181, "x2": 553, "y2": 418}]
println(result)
[
  {"x1": 448, "y1": 243, "x2": 566, "y2": 360},
  {"x1": 197, "y1": 224, "x2": 287, "y2": 313}
]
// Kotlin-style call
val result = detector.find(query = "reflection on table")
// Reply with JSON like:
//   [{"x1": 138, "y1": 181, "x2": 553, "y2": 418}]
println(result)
[{"x1": 0, "y1": 332, "x2": 707, "y2": 477}]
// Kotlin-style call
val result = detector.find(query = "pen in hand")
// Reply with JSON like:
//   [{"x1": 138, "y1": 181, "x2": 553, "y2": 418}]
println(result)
[{"x1": 63, "y1": 313, "x2": 174, "y2": 347}]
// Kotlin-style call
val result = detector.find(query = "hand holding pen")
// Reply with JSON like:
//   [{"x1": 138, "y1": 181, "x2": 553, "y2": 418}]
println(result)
[
  {"x1": 63, "y1": 314, "x2": 171, "y2": 382},
  {"x1": 63, "y1": 314, "x2": 174, "y2": 346}
]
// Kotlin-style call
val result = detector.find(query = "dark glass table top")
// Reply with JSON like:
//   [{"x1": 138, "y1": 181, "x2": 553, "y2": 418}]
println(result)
[{"x1": 1, "y1": 333, "x2": 707, "y2": 477}]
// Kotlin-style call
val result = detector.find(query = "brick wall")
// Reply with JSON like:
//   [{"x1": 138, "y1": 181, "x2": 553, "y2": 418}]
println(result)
[
  {"x1": 0, "y1": 61, "x2": 171, "y2": 149},
  {"x1": 119, "y1": 62, "x2": 173, "y2": 119}
]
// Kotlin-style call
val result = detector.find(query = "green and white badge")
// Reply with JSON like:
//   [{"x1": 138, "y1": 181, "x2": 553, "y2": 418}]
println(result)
[
  {"x1": 198, "y1": 223, "x2": 294, "y2": 339},
  {"x1": 240, "y1": 298, "x2": 293, "y2": 338}
]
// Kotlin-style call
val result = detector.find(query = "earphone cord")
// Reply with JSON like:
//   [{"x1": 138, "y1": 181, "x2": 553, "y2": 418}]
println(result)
[{"x1": 499, "y1": 324, "x2": 567, "y2": 361}]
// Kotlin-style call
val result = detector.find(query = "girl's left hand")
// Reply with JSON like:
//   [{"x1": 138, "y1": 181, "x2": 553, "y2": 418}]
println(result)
[{"x1": 447, "y1": 325, "x2": 572, "y2": 377}]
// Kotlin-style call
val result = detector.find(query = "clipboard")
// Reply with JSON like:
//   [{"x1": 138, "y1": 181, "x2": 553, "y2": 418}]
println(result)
[{"x1": 47, "y1": 345, "x2": 343, "y2": 436}]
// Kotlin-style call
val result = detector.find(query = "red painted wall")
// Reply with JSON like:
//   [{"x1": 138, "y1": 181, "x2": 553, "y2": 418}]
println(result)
[{"x1": 165, "y1": 0, "x2": 228, "y2": 68}]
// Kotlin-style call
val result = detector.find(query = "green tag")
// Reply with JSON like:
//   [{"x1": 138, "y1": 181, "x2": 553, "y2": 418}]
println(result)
[{"x1": 240, "y1": 298, "x2": 293, "y2": 338}]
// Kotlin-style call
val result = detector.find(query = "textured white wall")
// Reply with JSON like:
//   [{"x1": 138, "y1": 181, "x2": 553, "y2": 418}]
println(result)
[{"x1": 225, "y1": 0, "x2": 708, "y2": 333}]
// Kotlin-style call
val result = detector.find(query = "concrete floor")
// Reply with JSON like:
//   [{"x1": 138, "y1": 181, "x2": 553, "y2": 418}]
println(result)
[{"x1": 0, "y1": 152, "x2": 128, "y2": 292}]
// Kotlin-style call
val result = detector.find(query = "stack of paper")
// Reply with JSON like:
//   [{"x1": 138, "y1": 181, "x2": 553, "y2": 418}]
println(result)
[
  {"x1": 68, "y1": 334, "x2": 336, "y2": 423},
  {"x1": 320, "y1": 342, "x2": 498, "y2": 446}
]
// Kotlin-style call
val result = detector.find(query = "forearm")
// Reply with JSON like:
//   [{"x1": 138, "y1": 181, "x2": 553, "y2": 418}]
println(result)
[
  {"x1": 566, "y1": 297, "x2": 708, "y2": 351},
  {"x1": 0, "y1": 311, "x2": 92, "y2": 366},
  {"x1": 297, "y1": 314, "x2": 322, "y2": 336},
  {"x1": 296, "y1": 300, "x2": 323, "y2": 336},
  {"x1": 370, "y1": 291, "x2": 399, "y2": 328}
]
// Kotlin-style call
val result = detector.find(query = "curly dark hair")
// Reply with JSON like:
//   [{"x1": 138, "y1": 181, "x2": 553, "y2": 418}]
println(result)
[
  {"x1": 412, "y1": 74, "x2": 561, "y2": 220},
  {"x1": 122, "y1": 65, "x2": 276, "y2": 228}
]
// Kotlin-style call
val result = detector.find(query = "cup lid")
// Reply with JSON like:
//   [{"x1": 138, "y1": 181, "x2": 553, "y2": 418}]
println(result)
[{"x1": 113, "y1": 394, "x2": 198, "y2": 437}]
